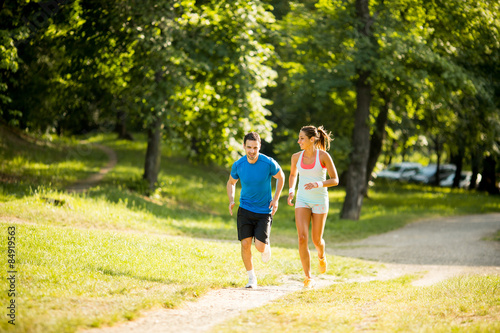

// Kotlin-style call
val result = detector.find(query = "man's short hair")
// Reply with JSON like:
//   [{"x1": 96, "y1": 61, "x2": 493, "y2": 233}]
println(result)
[{"x1": 244, "y1": 132, "x2": 261, "y2": 145}]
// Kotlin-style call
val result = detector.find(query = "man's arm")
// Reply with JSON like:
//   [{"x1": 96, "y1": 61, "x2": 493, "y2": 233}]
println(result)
[
  {"x1": 227, "y1": 175, "x2": 238, "y2": 216},
  {"x1": 269, "y1": 168, "x2": 285, "y2": 215}
]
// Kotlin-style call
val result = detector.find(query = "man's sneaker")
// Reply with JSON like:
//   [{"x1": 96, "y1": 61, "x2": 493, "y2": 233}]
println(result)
[
  {"x1": 261, "y1": 243, "x2": 271, "y2": 263},
  {"x1": 245, "y1": 276, "x2": 257, "y2": 288},
  {"x1": 319, "y1": 256, "x2": 327, "y2": 274},
  {"x1": 303, "y1": 277, "x2": 315, "y2": 288}
]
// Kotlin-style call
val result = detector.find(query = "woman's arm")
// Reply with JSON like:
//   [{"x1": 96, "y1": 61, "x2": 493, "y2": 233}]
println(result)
[
  {"x1": 288, "y1": 153, "x2": 300, "y2": 206},
  {"x1": 320, "y1": 150, "x2": 339, "y2": 187}
]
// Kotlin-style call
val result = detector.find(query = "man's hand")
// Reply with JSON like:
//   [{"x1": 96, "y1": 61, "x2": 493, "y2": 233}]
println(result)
[
  {"x1": 269, "y1": 199, "x2": 279, "y2": 216},
  {"x1": 229, "y1": 201, "x2": 235, "y2": 216}
]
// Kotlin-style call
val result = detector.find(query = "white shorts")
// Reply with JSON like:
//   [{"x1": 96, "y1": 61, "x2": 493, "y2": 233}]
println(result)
[{"x1": 295, "y1": 198, "x2": 329, "y2": 214}]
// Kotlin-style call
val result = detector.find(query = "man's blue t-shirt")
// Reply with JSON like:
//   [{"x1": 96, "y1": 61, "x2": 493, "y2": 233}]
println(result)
[{"x1": 231, "y1": 153, "x2": 281, "y2": 214}]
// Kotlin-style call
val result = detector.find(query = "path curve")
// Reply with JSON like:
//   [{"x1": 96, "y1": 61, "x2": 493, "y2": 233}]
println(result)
[
  {"x1": 66, "y1": 143, "x2": 117, "y2": 193},
  {"x1": 331, "y1": 213, "x2": 500, "y2": 287},
  {"x1": 81, "y1": 213, "x2": 500, "y2": 333},
  {"x1": 332, "y1": 213, "x2": 500, "y2": 266}
]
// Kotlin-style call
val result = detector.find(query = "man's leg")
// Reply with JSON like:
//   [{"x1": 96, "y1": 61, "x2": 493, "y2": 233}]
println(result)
[
  {"x1": 254, "y1": 213, "x2": 272, "y2": 263},
  {"x1": 241, "y1": 237, "x2": 257, "y2": 288},
  {"x1": 241, "y1": 237, "x2": 253, "y2": 271},
  {"x1": 254, "y1": 238, "x2": 266, "y2": 253}
]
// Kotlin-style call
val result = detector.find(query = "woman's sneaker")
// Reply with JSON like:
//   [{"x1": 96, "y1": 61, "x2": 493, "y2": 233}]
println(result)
[
  {"x1": 319, "y1": 256, "x2": 327, "y2": 274},
  {"x1": 303, "y1": 277, "x2": 315, "y2": 288}
]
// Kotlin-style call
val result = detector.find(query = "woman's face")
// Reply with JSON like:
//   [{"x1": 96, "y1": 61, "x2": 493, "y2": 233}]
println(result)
[{"x1": 297, "y1": 131, "x2": 314, "y2": 150}]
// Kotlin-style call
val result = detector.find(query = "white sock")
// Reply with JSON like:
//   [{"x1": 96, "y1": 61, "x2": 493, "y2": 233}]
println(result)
[{"x1": 247, "y1": 269, "x2": 256, "y2": 279}]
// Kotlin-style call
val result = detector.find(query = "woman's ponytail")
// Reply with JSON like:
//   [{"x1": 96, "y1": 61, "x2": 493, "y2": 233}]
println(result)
[
  {"x1": 316, "y1": 126, "x2": 333, "y2": 151},
  {"x1": 300, "y1": 125, "x2": 333, "y2": 151}
]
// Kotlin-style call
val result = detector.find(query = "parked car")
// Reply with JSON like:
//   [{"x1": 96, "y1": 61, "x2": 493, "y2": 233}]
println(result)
[
  {"x1": 409, "y1": 164, "x2": 456, "y2": 184},
  {"x1": 440, "y1": 171, "x2": 482, "y2": 188},
  {"x1": 375, "y1": 162, "x2": 423, "y2": 182}
]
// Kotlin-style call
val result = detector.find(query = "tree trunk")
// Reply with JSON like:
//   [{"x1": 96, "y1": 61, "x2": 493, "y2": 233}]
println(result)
[
  {"x1": 470, "y1": 152, "x2": 481, "y2": 190},
  {"x1": 433, "y1": 136, "x2": 441, "y2": 186},
  {"x1": 143, "y1": 114, "x2": 162, "y2": 190},
  {"x1": 451, "y1": 146, "x2": 464, "y2": 188},
  {"x1": 340, "y1": 0, "x2": 373, "y2": 220},
  {"x1": 364, "y1": 93, "x2": 390, "y2": 196},
  {"x1": 478, "y1": 156, "x2": 499, "y2": 194},
  {"x1": 115, "y1": 109, "x2": 134, "y2": 140},
  {"x1": 341, "y1": 70, "x2": 372, "y2": 220}
]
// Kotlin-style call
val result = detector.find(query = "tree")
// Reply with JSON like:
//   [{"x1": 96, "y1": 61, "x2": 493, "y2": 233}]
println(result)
[
  {"x1": 339, "y1": 0, "x2": 375, "y2": 219},
  {"x1": 1, "y1": 1, "x2": 83, "y2": 131},
  {"x1": 412, "y1": 0, "x2": 500, "y2": 189},
  {"x1": 275, "y1": 0, "x2": 500, "y2": 217},
  {"x1": 102, "y1": 0, "x2": 278, "y2": 188}
]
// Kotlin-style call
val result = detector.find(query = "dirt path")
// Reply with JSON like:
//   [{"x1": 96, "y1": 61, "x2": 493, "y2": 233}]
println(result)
[
  {"x1": 66, "y1": 143, "x2": 118, "y2": 193},
  {"x1": 81, "y1": 213, "x2": 500, "y2": 333},
  {"x1": 64, "y1": 146, "x2": 500, "y2": 332},
  {"x1": 17, "y1": 139, "x2": 500, "y2": 332}
]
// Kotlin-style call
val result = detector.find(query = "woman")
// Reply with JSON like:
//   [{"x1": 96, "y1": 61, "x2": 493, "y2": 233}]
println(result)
[{"x1": 287, "y1": 125, "x2": 339, "y2": 288}]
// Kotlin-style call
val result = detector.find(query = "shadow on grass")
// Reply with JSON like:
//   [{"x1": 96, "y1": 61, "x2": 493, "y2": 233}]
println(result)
[{"x1": 95, "y1": 266, "x2": 177, "y2": 285}]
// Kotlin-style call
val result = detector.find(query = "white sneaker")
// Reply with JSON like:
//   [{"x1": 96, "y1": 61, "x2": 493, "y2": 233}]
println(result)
[
  {"x1": 245, "y1": 276, "x2": 257, "y2": 288},
  {"x1": 261, "y1": 243, "x2": 271, "y2": 263}
]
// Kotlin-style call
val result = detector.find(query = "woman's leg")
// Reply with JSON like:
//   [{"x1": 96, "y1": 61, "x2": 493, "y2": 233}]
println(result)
[
  {"x1": 311, "y1": 212, "x2": 328, "y2": 260},
  {"x1": 295, "y1": 207, "x2": 312, "y2": 278}
]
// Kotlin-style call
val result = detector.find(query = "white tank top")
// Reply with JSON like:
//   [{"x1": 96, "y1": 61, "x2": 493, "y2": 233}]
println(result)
[{"x1": 296, "y1": 149, "x2": 328, "y2": 202}]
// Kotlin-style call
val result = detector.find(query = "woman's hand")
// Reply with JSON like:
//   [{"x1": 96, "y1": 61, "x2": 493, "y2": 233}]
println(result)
[
  {"x1": 287, "y1": 192, "x2": 294, "y2": 206},
  {"x1": 304, "y1": 182, "x2": 319, "y2": 190}
]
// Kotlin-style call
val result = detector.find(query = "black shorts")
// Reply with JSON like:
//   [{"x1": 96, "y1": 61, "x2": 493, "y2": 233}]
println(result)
[{"x1": 237, "y1": 207, "x2": 273, "y2": 244}]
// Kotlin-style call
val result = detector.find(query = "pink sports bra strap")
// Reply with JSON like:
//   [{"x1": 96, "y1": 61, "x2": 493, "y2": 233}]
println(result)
[{"x1": 300, "y1": 150, "x2": 325, "y2": 170}]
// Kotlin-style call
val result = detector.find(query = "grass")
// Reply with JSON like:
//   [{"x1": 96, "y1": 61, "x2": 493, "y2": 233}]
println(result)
[
  {"x1": 0, "y1": 222, "x2": 304, "y2": 332},
  {"x1": 214, "y1": 275, "x2": 500, "y2": 332},
  {"x1": 0, "y1": 129, "x2": 108, "y2": 195},
  {"x1": 0, "y1": 126, "x2": 499, "y2": 332}
]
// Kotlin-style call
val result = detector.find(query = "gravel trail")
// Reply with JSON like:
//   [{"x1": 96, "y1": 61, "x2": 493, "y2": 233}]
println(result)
[{"x1": 82, "y1": 213, "x2": 500, "y2": 333}]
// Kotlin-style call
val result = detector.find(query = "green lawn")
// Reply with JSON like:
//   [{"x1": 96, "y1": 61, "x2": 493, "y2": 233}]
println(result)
[
  {"x1": 214, "y1": 275, "x2": 500, "y2": 332},
  {"x1": 0, "y1": 128, "x2": 499, "y2": 332}
]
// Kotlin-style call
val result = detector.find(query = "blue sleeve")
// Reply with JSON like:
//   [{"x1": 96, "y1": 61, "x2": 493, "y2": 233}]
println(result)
[
  {"x1": 270, "y1": 158, "x2": 281, "y2": 176},
  {"x1": 231, "y1": 163, "x2": 239, "y2": 179}
]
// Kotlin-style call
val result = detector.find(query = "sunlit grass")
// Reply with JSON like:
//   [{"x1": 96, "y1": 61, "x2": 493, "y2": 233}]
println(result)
[
  {"x1": 0, "y1": 222, "x2": 371, "y2": 333},
  {"x1": 214, "y1": 275, "x2": 500, "y2": 333},
  {"x1": 0, "y1": 130, "x2": 499, "y2": 332},
  {"x1": 0, "y1": 129, "x2": 108, "y2": 194}
]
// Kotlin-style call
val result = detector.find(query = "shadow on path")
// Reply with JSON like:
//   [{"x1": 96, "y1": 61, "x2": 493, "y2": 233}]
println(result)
[{"x1": 66, "y1": 144, "x2": 118, "y2": 193}]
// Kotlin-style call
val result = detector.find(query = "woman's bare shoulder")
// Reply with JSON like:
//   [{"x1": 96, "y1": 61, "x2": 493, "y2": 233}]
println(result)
[{"x1": 319, "y1": 150, "x2": 332, "y2": 158}]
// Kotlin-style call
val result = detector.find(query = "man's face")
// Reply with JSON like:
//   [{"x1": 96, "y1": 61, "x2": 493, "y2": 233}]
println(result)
[{"x1": 244, "y1": 140, "x2": 260, "y2": 161}]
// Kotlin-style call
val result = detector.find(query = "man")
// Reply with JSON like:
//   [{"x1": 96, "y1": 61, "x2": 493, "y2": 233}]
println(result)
[{"x1": 227, "y1": 132, "x2": 284, "y2": 288}]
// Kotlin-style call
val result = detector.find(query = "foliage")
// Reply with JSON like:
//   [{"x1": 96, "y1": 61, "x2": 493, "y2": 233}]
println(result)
[
  {"x1": 0, "y1": 0, "x2": 277, "y2": 166},
  {"x1": 1, "y1": 0, "x2": 499, "y2": 203},
  {"x1": 166, "y1": 0, "x2": 278, "y2": 165}
]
